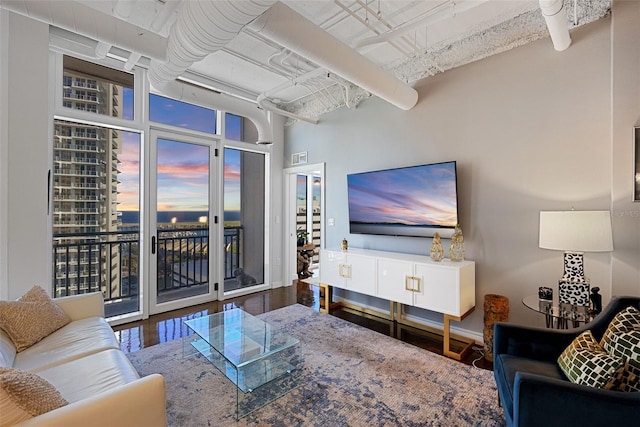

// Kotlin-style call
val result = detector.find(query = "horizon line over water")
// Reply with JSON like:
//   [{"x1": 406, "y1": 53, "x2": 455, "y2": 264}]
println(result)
[{"x1": 120, "y1": 210, "x2": 240, "y2": 224}]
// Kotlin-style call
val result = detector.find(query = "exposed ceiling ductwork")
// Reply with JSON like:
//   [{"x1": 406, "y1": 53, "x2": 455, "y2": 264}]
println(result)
[
  {"x1": 149, "y1": 0, "x2": 418, "y2": 116},
  {"x1": 157, "y1": 81, "x2": 273, "y2": 145},
  {"x1": 248, "y1": 2, "x2": 418, "y2": 112},
  {"x1": 1, "y1": 0, "x2": 611, "y2": 126},
  {"x1": 539, "y1": 0, "x2": 571, "y2": 51},
  {"x1": 0, "y1": 0, "x2": 168, "y2": 60},
  {"x1": 147, "y1": 0, "x2": 275, "y2": 89}
]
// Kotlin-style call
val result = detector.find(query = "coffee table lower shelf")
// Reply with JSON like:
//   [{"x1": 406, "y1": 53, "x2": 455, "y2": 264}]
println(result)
[{"x1": 183, "y1": 335, "x2": 302, "y2": 419}]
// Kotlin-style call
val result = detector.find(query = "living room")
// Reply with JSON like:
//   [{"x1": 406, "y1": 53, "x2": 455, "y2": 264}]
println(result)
[
  {"x1": 0, "y1": 0, "x2": 639, "y2": 425},
  {"x1": 1, "y1": 0, "x2": 637, "y2": 333}
]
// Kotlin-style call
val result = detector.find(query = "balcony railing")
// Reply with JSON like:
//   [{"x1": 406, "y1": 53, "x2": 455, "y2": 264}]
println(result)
[{"x1": 52, "y1": 226, "x2": 242, "y2": 316}]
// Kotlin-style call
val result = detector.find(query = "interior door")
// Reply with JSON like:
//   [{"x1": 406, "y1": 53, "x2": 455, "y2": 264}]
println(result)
[{"x1": 149, "y1": 129, "x2": 218, "y2": 314}]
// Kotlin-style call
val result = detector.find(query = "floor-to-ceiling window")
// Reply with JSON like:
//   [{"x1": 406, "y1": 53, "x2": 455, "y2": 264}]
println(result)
[
  {"x1": 51, "y1": 54, "x2": 270, "y2": 320},
  {"x1": 52, "y1": 56, "x2": 142, "y2": 318},
  {"x1": 223, "y1": 114, "x2": 266, "y2": 293}
]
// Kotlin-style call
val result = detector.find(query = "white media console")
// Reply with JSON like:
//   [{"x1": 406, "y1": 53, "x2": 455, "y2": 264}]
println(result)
[{"x1": 319, "y1": 248, "x2": 476, "y2": 360}]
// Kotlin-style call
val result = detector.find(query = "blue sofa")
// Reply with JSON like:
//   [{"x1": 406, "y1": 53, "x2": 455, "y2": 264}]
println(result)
[{"x1": 493, "y1": 296, "x2": 640, "y2": 427}]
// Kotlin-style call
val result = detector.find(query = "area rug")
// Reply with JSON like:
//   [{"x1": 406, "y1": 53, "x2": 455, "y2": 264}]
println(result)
[{"x1": 127, "y1": 304, "x2": 505, "y2": 426}]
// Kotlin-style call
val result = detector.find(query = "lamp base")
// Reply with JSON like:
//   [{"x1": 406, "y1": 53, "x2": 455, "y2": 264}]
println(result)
[
  {"x1": 562, "y1": 251, "x2": 585, "y2": 281},
  {"x1": 558, "y1": 251, "x2": 590, "y2": 306},
  {"x1": 558, "y1": 279, "x2": 590, "y2": 306}
]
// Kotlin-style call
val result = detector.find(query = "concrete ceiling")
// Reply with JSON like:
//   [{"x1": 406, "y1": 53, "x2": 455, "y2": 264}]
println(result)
[{"x1": 1, "y1": 0, "x2": 612, "y2": 124}]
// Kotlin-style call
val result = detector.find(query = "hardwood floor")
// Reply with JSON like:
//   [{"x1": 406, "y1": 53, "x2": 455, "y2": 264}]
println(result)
[{"x1": 113, "y1": 280, "x2": 492, "y2": 370}]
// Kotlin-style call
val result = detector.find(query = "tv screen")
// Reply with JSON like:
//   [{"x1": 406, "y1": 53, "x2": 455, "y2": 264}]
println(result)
[{"x1": 347, "y1": 161, "x2": 459, "y2": 238}]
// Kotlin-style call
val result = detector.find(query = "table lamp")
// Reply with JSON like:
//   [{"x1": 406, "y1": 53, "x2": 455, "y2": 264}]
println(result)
[{"x1": 539, "y1": 210, "x2": 613, "y2": 306}]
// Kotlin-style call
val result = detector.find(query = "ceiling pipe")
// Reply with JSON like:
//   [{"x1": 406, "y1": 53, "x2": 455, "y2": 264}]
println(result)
[
  {"x1": 257, "y1": 93, "x2": 319, "y2": 125},
  {"x1": 539, "y1": 0, "x2": 571, "y2": 51},
  {"x1": 114, "y1": 0, "x2": 137, "y2": 20},
  {"x1": 153, "y1": 80, "x2": 273, "y2": 145},
  {"x1": 124, "y1": 52, "x2": 142, "y2": 71},
  {"x1": 0, "y1": 0, "x2": 168, "y2": 60},
  {"x1": 248, "y1": 2, "x2": 418, "y2": 111},
  {"x1": 354, "y1": 0, "x2": 488, "y2": 49},
  {"x1": 94, "y1": 41, "x2": 112, "y2": 59},
  {"x1": 147, "y1": 0, "x2": 276, "y2": 89}
]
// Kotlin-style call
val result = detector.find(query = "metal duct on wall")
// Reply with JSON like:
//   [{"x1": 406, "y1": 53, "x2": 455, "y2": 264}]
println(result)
[
  {"x1": 156, "y1": 81, "x2": 273, "y2": 145},
  {"x1": 248, "y1": 2, "x2": 418, "y2": 111},
  {"x1": 539, "y1": 0, "x2": 571, "y2": 51}
]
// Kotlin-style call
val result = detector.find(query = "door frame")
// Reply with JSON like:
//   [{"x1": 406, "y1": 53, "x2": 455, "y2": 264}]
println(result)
[
  {"x1": 148, "y1": 128, "x2": 220, "y2": 315},
  {"x1": 283, "y1": 163, "x2": 325, "y2": 285}
]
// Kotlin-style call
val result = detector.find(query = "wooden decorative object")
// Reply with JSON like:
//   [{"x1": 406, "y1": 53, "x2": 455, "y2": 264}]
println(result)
[{"x1": 483, "y1": 294, "x2": 509, "y2": 362}]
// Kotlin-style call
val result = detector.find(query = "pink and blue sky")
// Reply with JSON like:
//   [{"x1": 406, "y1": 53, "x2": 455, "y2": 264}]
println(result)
[
  {"x1": 348, "y1": 162, "x2": 458, "y2": 227},
  {"x1": 115, "y1": 94, "x2": 244, "y2": 214}
]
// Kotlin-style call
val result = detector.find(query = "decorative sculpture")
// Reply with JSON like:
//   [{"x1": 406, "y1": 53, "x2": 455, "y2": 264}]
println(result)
[
  {"x1": 589, "y1": 287, "x2": 602, "y2": 315},
  {"x1": 430, "y1": 233, "x2": 444, "y2": 262},
  {"x1": 449, "y1": 224, "x2": 465, "y2": 261}
]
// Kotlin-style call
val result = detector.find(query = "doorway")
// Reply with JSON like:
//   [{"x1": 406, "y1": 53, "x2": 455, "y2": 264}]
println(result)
[
  {"x1": 284, "y1": 164, "x2": 325, "y2": 285},
  {"x1": 149, "y1": 129, "x2": 218, "y2": 315}
]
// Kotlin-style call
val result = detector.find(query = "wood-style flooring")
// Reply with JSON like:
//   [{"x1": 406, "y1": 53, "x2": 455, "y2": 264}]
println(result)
[{"x1": 113, "y1": 280, "x2": 492, "y2": 370}]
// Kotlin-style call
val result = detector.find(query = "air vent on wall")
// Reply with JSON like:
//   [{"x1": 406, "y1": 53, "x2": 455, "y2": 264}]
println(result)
[{"x1": 291, "y1": 152, "x2": 308, "y2": 165}]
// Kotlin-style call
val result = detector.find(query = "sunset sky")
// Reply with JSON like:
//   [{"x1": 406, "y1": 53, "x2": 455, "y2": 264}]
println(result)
[
  {"x1": 116, "y1": 94, "x2": 242, "y2": 213},
  {"x1": 347, "y1": 162, "x2": 458, "y2": 227}
]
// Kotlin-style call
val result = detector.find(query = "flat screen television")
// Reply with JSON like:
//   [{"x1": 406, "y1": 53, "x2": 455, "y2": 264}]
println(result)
[{"x1": 347, "y1": 161, "x2": 459, "y2": 238}]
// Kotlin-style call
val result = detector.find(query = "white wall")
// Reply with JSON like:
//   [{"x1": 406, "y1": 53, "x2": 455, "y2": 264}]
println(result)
[
  {"x1": 0, "y1": 11, "x2": 51, "y2": 299},
  {"x1": 611, "y1": 1, "x2": 640, "y2": 296},
  {"x1": 285, "y1": 4, "x2": 640, "y2": 336}
]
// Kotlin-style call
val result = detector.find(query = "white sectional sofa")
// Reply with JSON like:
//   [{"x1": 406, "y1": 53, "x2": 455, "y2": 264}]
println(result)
[{"x1": 0, "y1": 292, "x2": 166, "y2": 426}]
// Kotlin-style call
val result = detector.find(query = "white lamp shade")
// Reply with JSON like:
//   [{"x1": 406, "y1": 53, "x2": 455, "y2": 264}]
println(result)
[{"x1": 539, "y1": 210, "x2": 614, "y2": 252}]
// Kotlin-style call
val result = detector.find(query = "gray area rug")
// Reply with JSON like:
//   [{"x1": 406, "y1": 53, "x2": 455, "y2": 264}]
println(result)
[{"x1": 127, "y1": 304, "x2": 505, "y2": 426}]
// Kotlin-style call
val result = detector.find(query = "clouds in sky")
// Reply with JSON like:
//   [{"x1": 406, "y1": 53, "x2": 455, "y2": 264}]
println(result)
[
  {"x1": 348, "y1": 162, "x2": 458, "y2": 227},
  {"x1": 117, "y1": 136, "x2": 242, "y2": 214}
]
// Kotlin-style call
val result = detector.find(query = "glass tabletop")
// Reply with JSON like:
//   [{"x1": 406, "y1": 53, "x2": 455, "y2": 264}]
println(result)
[
  {"x1": 522, "y1": 295, "x2": 592, "y2": 323},
  {"x1": 183, "y1": 308, "x2": 300, "y2": 369}
]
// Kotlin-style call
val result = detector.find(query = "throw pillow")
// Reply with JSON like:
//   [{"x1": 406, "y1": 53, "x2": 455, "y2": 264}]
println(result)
[
  {"x1": 0, "y1": 367, "x2": 68, "y2": 426},
  {"x1": 601, "y1": 306, "x2": 640, "y2": 392},
  {"x1": 0, "y1": 286, "x2": 71, "y2": 352},
  {"x1": 558, "y1": 330, "x2": 625, "y2": 389}
]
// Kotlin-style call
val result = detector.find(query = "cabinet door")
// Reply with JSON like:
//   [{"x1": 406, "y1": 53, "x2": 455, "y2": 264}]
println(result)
[
  {"x1": 345, "y1": 253, "x2": 376, "y2": 295},
  {"x1": 377, "y1": 258, "x2": 413, "y2": 305},
  {"x1": 413, "y1": 263, "x2": 460, "y2": 315},
  {"x1": 320, "y1": 250, "x2": 346, "y2": 289}
]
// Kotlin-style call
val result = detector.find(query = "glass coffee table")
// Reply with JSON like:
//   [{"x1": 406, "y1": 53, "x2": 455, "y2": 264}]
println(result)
[{"x1": 183, "y1": 308, "x2": 302, "y2": 419}]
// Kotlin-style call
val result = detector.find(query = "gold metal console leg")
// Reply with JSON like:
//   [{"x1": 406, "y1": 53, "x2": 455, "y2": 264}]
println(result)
[{"x1": 443, "y1": 307, "x2": 475, "y2": 360}]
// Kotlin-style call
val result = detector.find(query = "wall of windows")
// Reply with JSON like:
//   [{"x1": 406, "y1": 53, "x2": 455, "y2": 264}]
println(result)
[
  {"x1": 53, "y1": 57, "x2": 142, "y2": 318},
  {"x1": 51, "y1": 53, "x2": 273, "y2": 318}
]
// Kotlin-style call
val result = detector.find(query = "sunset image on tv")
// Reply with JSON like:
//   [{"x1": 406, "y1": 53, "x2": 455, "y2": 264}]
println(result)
[{"x1": 347, "y1": 161, "x2": 458, "y2": 238}]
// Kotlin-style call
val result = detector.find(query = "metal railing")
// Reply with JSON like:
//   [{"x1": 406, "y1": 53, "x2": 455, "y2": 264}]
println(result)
[{"x1": 52, "y1": 226, "x2": 242, "y2": 307}]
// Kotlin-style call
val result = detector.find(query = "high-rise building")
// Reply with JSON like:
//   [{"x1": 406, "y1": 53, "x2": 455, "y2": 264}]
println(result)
[{"x1": 52, "y1": 67, "x2": 123, "y2": 297}]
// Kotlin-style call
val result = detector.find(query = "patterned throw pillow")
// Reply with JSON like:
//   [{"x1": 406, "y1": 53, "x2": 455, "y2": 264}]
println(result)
[
  {"x1": 0, "y1": 286, "x2": 71, "y2": 352},
  {"x1": 558, "y1": 330, "x2": 625, "y2": 389},
  {"x1": 600, "y1": 306, "x2": 640, "y2": 392},
  {"x1": 0, "y1": 367, "x2": 68, "y2": 426}
]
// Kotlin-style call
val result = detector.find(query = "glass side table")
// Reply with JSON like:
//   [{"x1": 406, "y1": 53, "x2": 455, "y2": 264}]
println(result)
[{"x1": 522, "y1": 295, "x2": 594, "y2": 329}]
